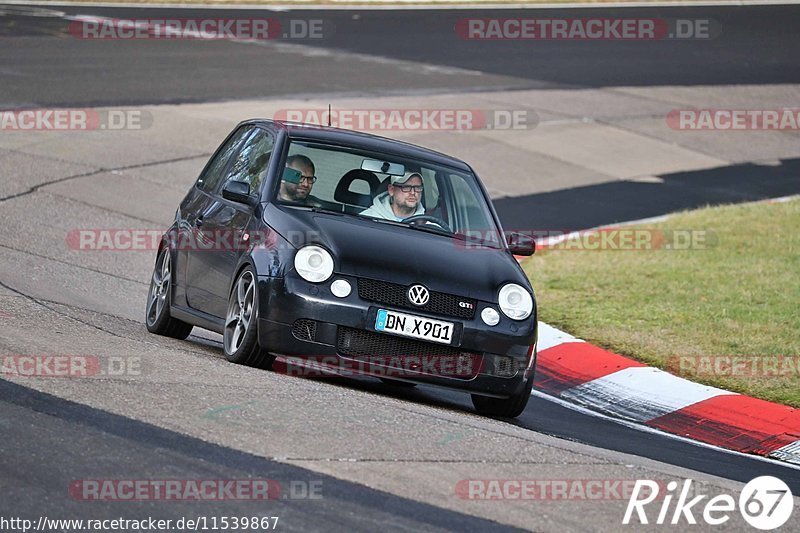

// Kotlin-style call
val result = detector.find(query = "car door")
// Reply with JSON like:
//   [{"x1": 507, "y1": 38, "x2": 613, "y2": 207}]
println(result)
[
  {"x1": 181, "y1": 125, "x2": 254, "y2": 313},
  {"x1": 185, "y1": 127, "x2": 275, "y2": 318}
]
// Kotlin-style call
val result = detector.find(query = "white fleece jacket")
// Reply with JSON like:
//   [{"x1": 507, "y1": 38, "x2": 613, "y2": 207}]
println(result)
[{"x1": 358, "y1": 192, "x2": 424, "y2": 221}]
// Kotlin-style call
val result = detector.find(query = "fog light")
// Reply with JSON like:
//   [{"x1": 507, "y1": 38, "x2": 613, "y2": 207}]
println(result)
[
  {"x1": 481, "y1": 307, "x2": 500, "y2": 326},
  {"x1": 331, "y1": 279, "x2": 352, "y2": 298}
]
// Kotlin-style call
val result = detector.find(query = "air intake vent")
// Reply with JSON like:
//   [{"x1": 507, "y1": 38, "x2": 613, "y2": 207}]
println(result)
[
  {"x1": 494, "y1": 355, "x2": 517, "y2": 377},
  {"x1": 291, "y1": 319, "x2": 317, "y2": 341},
  {"x1": 337, "y1": 327, "x2": 480, "y2": 379}
]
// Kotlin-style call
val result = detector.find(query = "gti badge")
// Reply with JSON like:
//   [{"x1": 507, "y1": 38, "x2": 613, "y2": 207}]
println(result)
[{"x1": 407, "y1": 284, "x2": 430, "y2": 306}]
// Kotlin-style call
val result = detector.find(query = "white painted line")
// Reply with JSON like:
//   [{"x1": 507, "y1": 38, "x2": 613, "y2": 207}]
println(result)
[
  {"x1": 537, "y1": 214, "x2": 670, "y2": 248},
  {"x1": 0, "y1": 5, "x2": 65, "y2": 16},
  {"x1": 537, "y1": 195, "x2": 798, "y2": 249},
  {"x1": 537, "y1": 321, "x2": 584, "y2": 352},
  {"x1": 767, "y1": 194, "x2": 800, "y2": 204},
  {"x1": 66, "y1": 14, "x2": 485, "y2": 76},
  {"x1": 768, "y1": 440, "x2": 800, "y2": 465},
  {"x1": 62, "y1": 13, "x2": 485, "y2": 77},
  {"x1": 560, "y1": 366, "x2": 736, "y2": 422},
  {"x1": 531, "y1": 389, "x2": 800, "y2": 471},
  {"x1": 5, "y1": 0, "x2": 800, "y2": 11},
  {"x1": 241, "y1": 39, "x2": 485, "y2": 76}
]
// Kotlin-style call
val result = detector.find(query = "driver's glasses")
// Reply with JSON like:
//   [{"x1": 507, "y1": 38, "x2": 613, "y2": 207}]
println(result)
[
  {"x1": 396, "y1": 185, "x2": 423, "y2": 194},
  {"x1": 299, "y1": 175, "x2": 317, "y2": 184}
]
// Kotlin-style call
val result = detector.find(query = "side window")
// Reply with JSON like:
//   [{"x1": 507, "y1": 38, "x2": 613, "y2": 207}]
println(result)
[
  {"x1": 222, "y1": 129, "x2": 274, "y2": 194},
  {"x1": 420, "y1": 168, "x2": 439, "y2": 208},
  {"x1": 196, "y1": 126, "x2": 251, "y2": 193},
  {"x1": 284, "y1": 145, "x2": 348, "y2": 203},
  {"x1": 450, "y1": 173, "x2": 494, "y2": 233}
]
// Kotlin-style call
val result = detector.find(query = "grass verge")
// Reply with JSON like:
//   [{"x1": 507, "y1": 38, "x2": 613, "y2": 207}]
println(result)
[{"x1": 522, "y1": 198, "x2": 800, "y2": 407}]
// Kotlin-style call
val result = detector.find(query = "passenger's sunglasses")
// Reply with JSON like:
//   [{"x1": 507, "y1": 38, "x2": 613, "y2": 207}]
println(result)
[{"x1": 395, "y1": 185, "x2": 424, "y2": 193}]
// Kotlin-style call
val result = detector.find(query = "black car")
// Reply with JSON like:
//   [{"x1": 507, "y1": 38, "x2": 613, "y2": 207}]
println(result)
[{"x1": 146, "y1": 120, "x2": 537, "y2": 417}]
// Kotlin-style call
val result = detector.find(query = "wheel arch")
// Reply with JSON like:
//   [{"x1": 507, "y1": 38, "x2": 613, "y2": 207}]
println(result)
[{"x1": 229, "y1": 257, "x2": 258, "y2": 297}]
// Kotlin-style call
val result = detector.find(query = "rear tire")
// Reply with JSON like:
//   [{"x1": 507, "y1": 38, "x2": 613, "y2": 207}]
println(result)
[
  {"x1": 223, "y1": 266, "x2": 274, "y2": 370},
  {"x1": 145, "y1": 248, "x2": 193, "y2": 340},
  {"x1": 471, "y1": 376, "x2": 534, "y2": 418}
]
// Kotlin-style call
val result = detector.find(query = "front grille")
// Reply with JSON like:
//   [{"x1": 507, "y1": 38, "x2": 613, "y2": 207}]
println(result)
[
  {"x1": 357, "y1": 278, "x2": 476, "y2": 319},
  {"x1": 337, "y1": 327, "x2": 480, "y2": 378},
  {"x1": 291, "y1": 319, "x2": 317, "y2": 341}
]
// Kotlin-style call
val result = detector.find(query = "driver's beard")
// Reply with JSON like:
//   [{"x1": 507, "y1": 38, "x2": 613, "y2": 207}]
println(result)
[{"x1": 392, "y1": 198, "x2": 417, "y2": 217}]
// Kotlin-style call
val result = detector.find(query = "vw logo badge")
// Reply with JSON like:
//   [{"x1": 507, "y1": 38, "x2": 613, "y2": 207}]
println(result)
[{"x1": 407, "y1": 284, "x2": 430, "y2": 306}]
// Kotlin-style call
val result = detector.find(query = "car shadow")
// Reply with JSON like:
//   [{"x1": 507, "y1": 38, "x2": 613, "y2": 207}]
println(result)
[
  {"x1": 494, "y1": 157, "x2": 800, "y2": 232},
  {"x1": 177, "y1": 345, "x2": 800, "y2": 490},
  {"x1": 278, "y1": 368, "x2": 800, "y2": 490},
  {"x1": 268, "y1": 356, "x2": 496, "y2": 413}
]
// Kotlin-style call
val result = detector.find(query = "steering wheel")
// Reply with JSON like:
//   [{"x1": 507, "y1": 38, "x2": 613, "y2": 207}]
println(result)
[{"x1": 403, "y1": 214, "x2": 453, "y2": 234}]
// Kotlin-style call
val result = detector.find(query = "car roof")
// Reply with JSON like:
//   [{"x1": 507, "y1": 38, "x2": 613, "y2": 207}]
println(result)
[{"x1": 242, "y1": 119, "x2": 473, "y2": 172}]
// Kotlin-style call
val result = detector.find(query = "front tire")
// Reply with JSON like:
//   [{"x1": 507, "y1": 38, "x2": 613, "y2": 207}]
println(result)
[
  {"x1": 223, "y1": 266, "x2": 274, "y2": 369},
  {"x1": 145, "y1": 247, "x2": 193, "y2": 340},
  {"x1": 471, "y1": 376, "x2": 534, "y2": 418}
]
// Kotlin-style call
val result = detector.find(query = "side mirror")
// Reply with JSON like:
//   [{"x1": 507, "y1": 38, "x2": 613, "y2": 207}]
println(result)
[
  {"x1": 222, "y1": 180, "x2": 254, "y2": 205},
  {"x1": 506, "y1": 232, "x2": 536, "y2": 256}
]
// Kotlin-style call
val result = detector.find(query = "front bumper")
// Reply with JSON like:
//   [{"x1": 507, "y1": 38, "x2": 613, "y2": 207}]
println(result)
[{"x1": 257, "y1": 274, "x2": 537, "y2": 398}]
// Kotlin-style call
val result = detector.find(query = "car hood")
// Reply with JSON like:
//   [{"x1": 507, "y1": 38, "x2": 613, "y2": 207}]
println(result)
[{"x1": 265, "y1": 205, "x2": 531, "y2": 301}]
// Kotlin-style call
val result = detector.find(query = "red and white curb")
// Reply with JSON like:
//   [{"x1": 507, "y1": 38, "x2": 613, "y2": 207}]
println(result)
[{"x1": 533, "y1": 322, "x2": 800, "y2": 465}]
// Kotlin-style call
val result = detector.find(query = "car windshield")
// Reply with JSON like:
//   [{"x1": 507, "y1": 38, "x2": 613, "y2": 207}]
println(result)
[{"x1": 276, "y1": 139, "x2": 504, "y2": 248}]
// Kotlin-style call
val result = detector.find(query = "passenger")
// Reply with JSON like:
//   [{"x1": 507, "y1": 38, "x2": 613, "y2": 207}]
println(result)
[
  {"x1": 279, "y1": 154, "x2": 321, "y2": 206},
  {"x1": 359, "y1": 172, "x2": 425, "y2": 221}
]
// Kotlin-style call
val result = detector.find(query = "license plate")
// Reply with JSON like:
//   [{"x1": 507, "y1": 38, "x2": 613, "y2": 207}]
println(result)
[{"x1": 374, "y1": 309, "x2": 454, "y2": 344}]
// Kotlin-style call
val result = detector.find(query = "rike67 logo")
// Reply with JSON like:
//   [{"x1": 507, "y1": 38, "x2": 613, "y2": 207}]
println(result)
[{"x1": 624, "y1": 476, "x2": 794, "y2": 529}]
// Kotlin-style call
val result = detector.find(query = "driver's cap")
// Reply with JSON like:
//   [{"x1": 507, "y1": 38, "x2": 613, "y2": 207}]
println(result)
[{"x1": 391, "y1": 171, "x2": 423, "y2": 185}]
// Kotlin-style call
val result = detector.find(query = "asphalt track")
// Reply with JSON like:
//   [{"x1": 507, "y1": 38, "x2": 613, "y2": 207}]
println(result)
[
  {"x1": 1, "y1": 3, "x2": 799, "y2": 107},
  {"x1": 1, "y1": 2, "x2": 800, "y2": 531}
]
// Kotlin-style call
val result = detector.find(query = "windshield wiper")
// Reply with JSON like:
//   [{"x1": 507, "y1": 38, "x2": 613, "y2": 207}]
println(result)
[
  {"x1": 362, "y1": 216, "x2": 408, "y2": 229},
  {"x1": 362, "y1": 215, "x2": 455, "y2": 237},
  {"x1": 309, "y1": 206, "x2": 345, "y2": 216},
  {"x1": 403, "y1": 223, "x2": 453, "y2": 237}
]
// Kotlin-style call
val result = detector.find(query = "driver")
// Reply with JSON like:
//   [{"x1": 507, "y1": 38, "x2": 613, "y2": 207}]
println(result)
[
  {"x1": 279, "y1": 154, "x2": 322, "y2": 206},
  {"x1": 359, "y1": 171, "x2": 425, "y2": 221}
]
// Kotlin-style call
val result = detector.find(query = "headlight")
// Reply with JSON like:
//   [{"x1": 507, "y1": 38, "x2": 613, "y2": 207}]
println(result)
[
  {"x1": 294, "y1": 245, "x2": 334, "y2": 283},
  {"x1": 498, "y1": 283, "x2": 533, "y2": 320}
]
